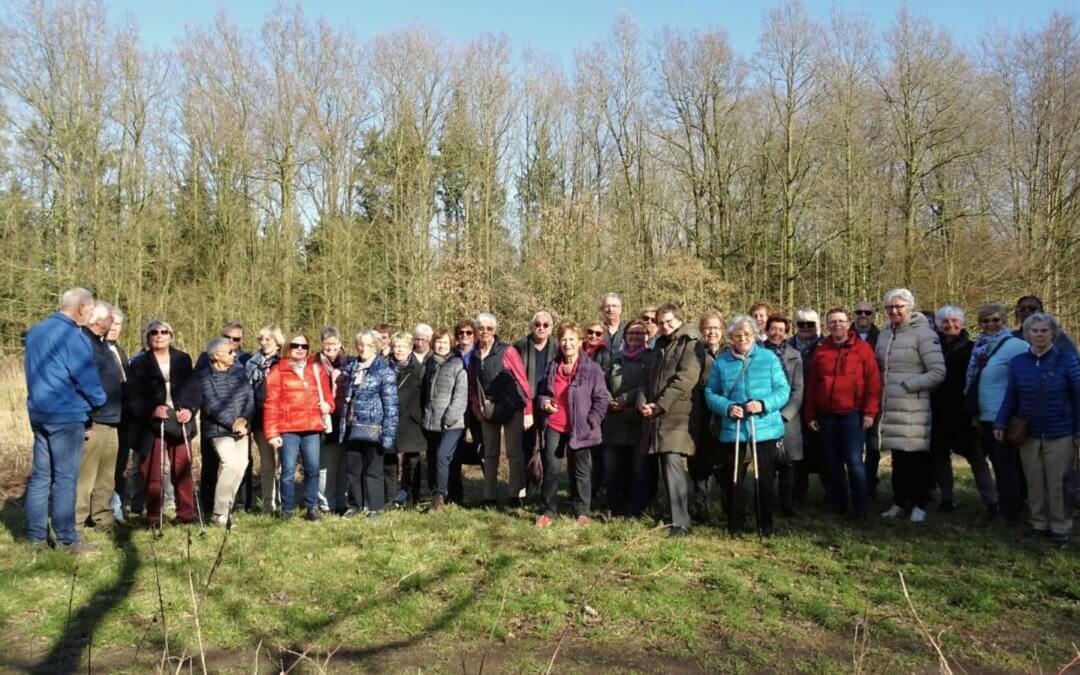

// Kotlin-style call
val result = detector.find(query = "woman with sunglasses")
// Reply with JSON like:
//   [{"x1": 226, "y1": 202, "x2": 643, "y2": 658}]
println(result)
[
  {"x1": 965, "y1": 303, "x2": 1029, "y2": 523},
  {"x1": 639, "y1": 306, "x2": 660, "y2": 348},
  {"x1": 246, "y1": 324, "x2": 286, "y2": 514},
  {"x1": 263, "y1": 332, "x2": 334, "y2": 521},
  {"x1": 128, "y1": 320, "x2": 199, "y2": 528}
]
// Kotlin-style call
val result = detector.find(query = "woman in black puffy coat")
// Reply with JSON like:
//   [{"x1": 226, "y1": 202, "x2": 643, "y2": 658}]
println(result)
[{"x1": 199, "y1": 336, "x2": 254, "y2": 525}]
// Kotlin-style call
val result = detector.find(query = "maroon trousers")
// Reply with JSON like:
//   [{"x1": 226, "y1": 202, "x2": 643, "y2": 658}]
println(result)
[{"x1": 140, "y1": 436, "x2": 195, "y2": 523}]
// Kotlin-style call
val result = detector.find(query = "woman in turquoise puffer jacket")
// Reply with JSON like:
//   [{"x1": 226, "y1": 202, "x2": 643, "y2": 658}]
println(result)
[{"x1": 705, "y1": 315, "x2": 791, "y2": 536}]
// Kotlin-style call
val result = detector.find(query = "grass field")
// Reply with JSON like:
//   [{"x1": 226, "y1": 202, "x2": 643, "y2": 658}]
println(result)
[{"x1": 1, "y1": 357, "x2": 1079, "y2": 674}]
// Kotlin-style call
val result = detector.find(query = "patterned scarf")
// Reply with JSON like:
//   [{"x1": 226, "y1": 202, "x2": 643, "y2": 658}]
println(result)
[{"x1": 965, "y1": 330, "x2": 1007, "y2": 393}]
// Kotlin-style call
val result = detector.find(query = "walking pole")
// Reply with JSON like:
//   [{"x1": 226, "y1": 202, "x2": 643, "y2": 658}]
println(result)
[
  {"x1": 181, "y1": 423, "x2": 207, "y2": 536},
  {"x1": 731, "y1": 416, "x2": 741, "y2": 536},
  {"x1": 749, "y1": 415, "x2": 763, "y2": 541},
  {"x1": 157, "y1": 420, "x2": 166, "y2": 537}
]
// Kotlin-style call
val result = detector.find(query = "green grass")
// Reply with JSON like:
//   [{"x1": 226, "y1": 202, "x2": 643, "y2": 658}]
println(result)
[{"x1": 0, "y1": 468, "x2": 1078, "y2": 674}]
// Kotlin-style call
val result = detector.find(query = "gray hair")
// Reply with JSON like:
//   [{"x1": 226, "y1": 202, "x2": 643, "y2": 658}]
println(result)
[
  {"x1": 1022, "y1": 312, "x2": 1060, "y2": 341},
  {"x1": 143, "y1": 319, "x2": 174, "y2": 347},
  {"x1": 977, "y1": 303, "x2": 1007, "y2": 324},
  {"x1": 110, "y1": 306, "x2": 125, "y2": 322},
  {"x1": 390, "y1": 331, "x2": 414, "y2": 349},
  {"x1": 413, "y1": 323, "x2": 433, "y2": 339},
  {"x1": 600, "y1": 292, "x2": 622, "y2": 308},
  {"x1": 793, "y1": 308, "x2": 820, "y2": 325},
  {"x1": 883, "y1": 288, "x2": 916, "y2": 309},
  {"x1": 354, "y1": 329, "x2": 380, "y2": 347},
  {"x1": 934, "y1": 305, "x2": 966, "y2": 329},
  {"x1": 727, "y1": 314, "x2": 761, "y2": 341},
  {"x1": 475, "y1": 312, "x2": 497, "y2": 329},
  {"x1": 530, "y1": 310, "x2": 553, "y2": 326},
  {"x1": 320, "y1": 325, "x2": 342, "y2": 342},
  {"x1": 206, "y1": 336, "x2": 233, "y2": 358},
  {"x1": 88, "y1": 300, "x2": 113, "y2": 326},
  {"x1": 59, "y1": 287, "x2": 94, "y2": 312}
]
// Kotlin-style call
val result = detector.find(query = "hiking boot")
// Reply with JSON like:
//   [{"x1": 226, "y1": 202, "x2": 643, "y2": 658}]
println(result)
[
  {"x1": 668, "y1": 526, "x2": 690, "y2": 538},
  {"x1": 431, "y1": 495, "x2": 446, "y2": 512},
  {"x1": 881, "y1": 504, "x2": 904, "y2": 519},
  {"x1": 535, "y1": 515, "x2": 554, "y2": 528},
  {"x1": 57, "y1": 541, "x2": 99, "y2": 556},
  {"x1": 304, "y1": 508, "x2": 321, "y2": 522},
  {"x1": 910, "y1": 507, "x2": 927, "y2": 523}
]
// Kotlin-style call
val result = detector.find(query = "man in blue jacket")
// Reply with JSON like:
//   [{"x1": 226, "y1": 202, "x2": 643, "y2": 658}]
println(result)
[{"x1": 24, "y1": 288, "x2": 106, "y2": 553}]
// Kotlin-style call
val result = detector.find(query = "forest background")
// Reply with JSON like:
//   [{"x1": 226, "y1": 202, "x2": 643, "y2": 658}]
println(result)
[{"x1": 0, "y1": 0, "x2": 1077, "y2": 353}]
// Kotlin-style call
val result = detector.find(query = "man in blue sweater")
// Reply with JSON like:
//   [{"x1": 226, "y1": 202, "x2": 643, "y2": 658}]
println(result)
[{"x1": 24, "y1": 288, "x2": 106, "y2": 553}]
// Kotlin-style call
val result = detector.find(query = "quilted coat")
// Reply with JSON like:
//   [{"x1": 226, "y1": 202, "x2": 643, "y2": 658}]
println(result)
[{"x1": 874, "y1": 312, "x2": 946, "y2": 452}]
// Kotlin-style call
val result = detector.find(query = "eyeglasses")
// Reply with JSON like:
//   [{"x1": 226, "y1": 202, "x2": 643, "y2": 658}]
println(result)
[
  {"x1": 641, "y1": 316, "x2": 656, "y2": 323},
  {"x1": 886, "y1": 305, "x2": 908, "y2": 311},
  {"x1": 854, "y1": 310, "x2": 873, "y2": 316},
  {"x1": 289, "y1": 343, "x2": 309, "y2": 351},
  {"x1": 150, "y1": 329, "x2": 171, "y2": 336},
  {"x1": 796, "y1": 321, "x2": 816, "y2": 328},
  {"x1": 626, "y1": 331, "x2": 646, "y2": 338},
  {"x1": 223, "y1": 335, "x2": 243, "y2": 342},
  {"x1": 456, "y1": 330, "x2": 473, "y2": 337},
  {"x1": 586, "y1": 330, "x2": 603, "y2": 337},
  {"x1": 414, "y1": 337, "x2": 430, "y2": 342},
  {"x1": 476, "y1": 326, "x2": 495, "y2": 332},
  {"x1": 533, "y1": 322, "x2": 550, "y2": 328}
]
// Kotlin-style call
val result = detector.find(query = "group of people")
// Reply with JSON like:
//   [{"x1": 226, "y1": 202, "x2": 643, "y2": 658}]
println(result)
[{"x1": 22, "y1": 287, "x2": 1080, "y2": 553}]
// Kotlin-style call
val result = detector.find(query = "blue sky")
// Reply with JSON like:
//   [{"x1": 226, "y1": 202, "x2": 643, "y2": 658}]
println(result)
[{"x1": 108, "y1": 0, "x2": 1077, "y2": 60}]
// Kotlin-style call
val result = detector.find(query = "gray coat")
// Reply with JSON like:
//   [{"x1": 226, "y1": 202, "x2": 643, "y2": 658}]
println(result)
[
  {"x1": 874, "y1": 312, "x2": 946, "y2": 452},
  {"x1": 639, "y1": 323, "x2": 702, "y2": 456},
  {"x1": 421, "y1": 352, "x2": 469, "y2": 431},
  {"x1": 765, "y1": 342, "x2": 804, "y2": 461}
]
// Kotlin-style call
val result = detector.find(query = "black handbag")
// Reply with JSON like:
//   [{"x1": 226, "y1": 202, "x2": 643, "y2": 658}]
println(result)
[
  {"x1": 161, "y1": 407, "x2": 194, "y2": 441},
  {"x1": 476, "y1": 372, "x2": 524, "y2": 425}
]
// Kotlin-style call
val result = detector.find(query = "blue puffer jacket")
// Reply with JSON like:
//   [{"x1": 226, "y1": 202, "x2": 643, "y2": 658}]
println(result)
[
  {"x1": 339, "y1": 355, "x2": 398, "y2": 450},
  {"x1": 705, "y1": 344, "x2": 790, "y2": 443},
  {"x1": 199, "y1": 364, "x2": 255, "y2": 439},
  {"x1": 995, "y1": 346, "x2": 1080, "y2": 440}
]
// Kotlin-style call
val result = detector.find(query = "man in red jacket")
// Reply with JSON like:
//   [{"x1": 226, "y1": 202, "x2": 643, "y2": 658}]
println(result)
[{"x1": 803, "y1": 307, "x2": 882, "y2": 518}]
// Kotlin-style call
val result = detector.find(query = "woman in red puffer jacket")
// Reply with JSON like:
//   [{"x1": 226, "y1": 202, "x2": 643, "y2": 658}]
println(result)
[{"x1": 263, "y1": 333, "x2": 334, "y2": 520}]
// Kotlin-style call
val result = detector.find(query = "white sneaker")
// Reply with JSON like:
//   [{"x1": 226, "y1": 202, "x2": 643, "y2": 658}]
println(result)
[
  {"x1": 881, "y1": 504, "x2": 904, "y2": 519},
  {"x1": 910, "y1": 507, "x2": 927, "y2": 523}
]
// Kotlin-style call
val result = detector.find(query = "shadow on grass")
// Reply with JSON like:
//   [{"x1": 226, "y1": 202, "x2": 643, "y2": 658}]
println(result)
[{"x1": 270, "y1": 551, "x2": 517, "y2": 671}]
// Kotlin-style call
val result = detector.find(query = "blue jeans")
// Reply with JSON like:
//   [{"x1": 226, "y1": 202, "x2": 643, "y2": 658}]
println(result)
[
  {"x1": 26, "y1": 421, "x2": 86, "y2": 544},
  {"x1": 819, "y1": 412, "x2": 867, "y2": 516},
  {"x1": 279, "y1": 432, "x2": 321, "y2": 513},
  {"x1": 426, "y1": 429, "x2": 464, "y2": 497}
]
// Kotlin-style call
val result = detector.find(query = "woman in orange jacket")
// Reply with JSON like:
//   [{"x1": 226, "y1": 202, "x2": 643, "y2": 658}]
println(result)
[{"x1": 263, "y1": 332, "x2": 334, "y2": 520}]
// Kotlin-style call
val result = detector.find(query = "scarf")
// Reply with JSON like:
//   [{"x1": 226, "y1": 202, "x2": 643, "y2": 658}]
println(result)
[
  {"x1": 582, "y1": 341, "x2": 604, "y2": 359},
  {"x1": 965, "y1": 330, "x2": 1007, "y2": 393},
  {"x1": 763, "y1": 340, "x2": 787, "y2": 360},
  {"x1": 621, "y1": 344, "x2": 648, "y2": 361},
  {"x1": 940, "y1": 330, "x2": 970, "y2": 358}
]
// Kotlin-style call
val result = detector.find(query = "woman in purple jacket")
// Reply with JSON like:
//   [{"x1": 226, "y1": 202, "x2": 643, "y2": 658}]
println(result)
[{"x1": 536, "y1": 321, "x2": 610, "y2": 526}]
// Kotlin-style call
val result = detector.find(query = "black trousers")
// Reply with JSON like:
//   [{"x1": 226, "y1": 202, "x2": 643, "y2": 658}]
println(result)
[
  {"x1": 400, "y1": 452, "x2": 423, "y2": 502},
  {"x1": 891, "y1": 450, "x2": 931, "y2": 510},
  {"x1": 604, "y1": 444, "x2": 645, "y2": 516},
  {"x1": 540, "y1": 428, "x2": 593, "y2": 517},
  {"x1": 722, "y1": 439, "x2": 778, "y2": 534},
  {"x1": 345, "y1": 441, "x2": 385, "y2": 511},
  {"x1": 689, "y1": 443, "x2": 724, "y2": 522}
]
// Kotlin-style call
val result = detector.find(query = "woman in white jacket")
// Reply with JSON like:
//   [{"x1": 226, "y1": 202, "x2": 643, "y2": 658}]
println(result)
[{"x1": 875, "y1": 288, "x2": 946, "y2": 523}]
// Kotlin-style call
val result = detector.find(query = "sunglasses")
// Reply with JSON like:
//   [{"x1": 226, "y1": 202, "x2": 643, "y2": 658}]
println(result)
[
  {"x1": 586, "y1": 330, "x2": 603, "y2": 337},
  {"x1": 641, "y1": 316, "x2": 656, "y2": 323},
  {"x1": 150, "y1": 329, "x2": 171, "y2": 336},
  {"x1": 854, "y1": 310, "x2": 873, "y2": 316},
  {"x1": 534, "y1": 322, "x2": 550, "y2": 328},
  {"x1": 456, "y1": 330, "x2": 473, "y2": 337},
  {"x1": 796, "y1": 321, "x2": 816, "y2": 328},
  {"x1": 289, "y1": 343, "x2": 309, "y2": 351},
  {"x1": 223, "y1": 335, "x2": 243, "y2": 342}
]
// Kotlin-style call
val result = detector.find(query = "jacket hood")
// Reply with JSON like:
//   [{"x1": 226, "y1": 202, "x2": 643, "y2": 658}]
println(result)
[{"x1": 894, "y1": 312, "x2": 931, "y2": 332}]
